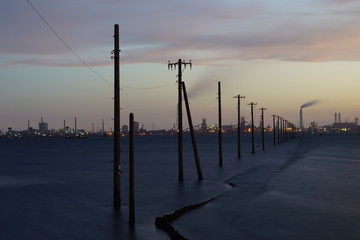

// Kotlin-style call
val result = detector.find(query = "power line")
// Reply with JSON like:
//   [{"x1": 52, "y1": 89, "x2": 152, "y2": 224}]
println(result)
[
  {"x1": 25, "y1": 0, "x2": 113, "y2": 85},
  {"x1": 121, "y1": 83, "x2": 174, "y2": 90},
  {"x1": 26, "y1": 0, "x2": 177, "y2": 91}
]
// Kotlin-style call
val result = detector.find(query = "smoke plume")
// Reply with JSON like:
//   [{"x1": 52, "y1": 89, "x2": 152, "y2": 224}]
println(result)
[{"x1": 301, "y1": 100, "x2": 319, "y2": 109}]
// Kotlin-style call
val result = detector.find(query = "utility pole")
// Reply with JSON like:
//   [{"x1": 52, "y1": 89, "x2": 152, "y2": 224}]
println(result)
[
  {"x1": 233, "y1": 94, "x2": 245, "y2": 158},
  {"x1": 218, "y1": 81, "x2": 223, "y2": 166},
  {"x1": 112, "y1": 24, "x2": 121, "y2": 208},
  {"x1": 272, "y1": 115, "x2": 276, "y2": 146},
  {"x1": 248, "y1": 102, "x2": 257, "y2": 154},
  {"x1": 182, "y1": 82, "x2": 203, "y2": 181},
  {"x1": 259, "y1": 108, "x2": 267, "y2": 150},
  {"x1": 277, "y1": 116, "x2": 280, "y2": 144},
  {"x1": 168, "y1": 59, "x2": 192, "y2": 181},
  {"x1": 129, "y1": 113, "x2": 135, "y2": 225}
]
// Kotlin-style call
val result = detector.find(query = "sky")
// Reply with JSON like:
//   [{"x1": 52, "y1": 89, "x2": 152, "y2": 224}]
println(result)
[{"x1": 2, "y1": 0, "x2": 360, "y2": 131}]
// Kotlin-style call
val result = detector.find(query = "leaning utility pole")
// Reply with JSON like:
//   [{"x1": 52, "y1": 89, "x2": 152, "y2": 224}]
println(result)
[
  {"x1": 259, "y1": 107, "x2": 267, "y2": 150},
  {"x1": 248, "y1": 102, "x2": 257, "y2": 154},
  {"x1": 168, "y1": 59, "x2": 192, "y2": 181},
  {"x1": 182, "y1": 82, "x2": 203, "y2": 181},
  {"x1": 218, "y1": 81, "x2": 223, "y2": 166},
  {"x1": 112, "y1": 24, "x2": 121, "y2": 207},
  {"x1": 233, "y1": 94, "x2": 245, "y2": 158}
]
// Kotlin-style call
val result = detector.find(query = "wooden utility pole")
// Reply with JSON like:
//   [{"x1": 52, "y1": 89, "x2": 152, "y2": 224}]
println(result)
[
  {"x1": 218, "y1": 81, "x2": 223, "y2": 166},
  {"x1": 129, "y1": 113, "x2": 135, "y2": 225},
  {"x1": 182, "y1": 82, "x2": 203, "y2": 181},
  {"x1": 277, "y1": 116, "x2": 280, "y2": 144},
  {"x1": 168, "y1": 59, "x2": 192, "y2": 181},
  {"x1": 259, "y1": 108, "x2": 267, "y2": 150},
  {"x1": 113, "y1": 24, "x2": 121, "y2": 207},
  {"x1": 233, "y1": 94, "x2": 245, "y2": 158},
  {"x1": 272, "y1": 115, "x2": 276, "y2": 146},
  {"x1": 248, "y1": 102, "x2": 257, "y2": 154}
]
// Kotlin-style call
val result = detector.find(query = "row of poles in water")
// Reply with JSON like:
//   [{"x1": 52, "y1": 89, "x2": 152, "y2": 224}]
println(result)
[
  {"x1": 169, "y1": 59, "x2": 297, "y2": 182},
  {"x1": 112, "y1": 24, "x2": 297, "y2": 225}
]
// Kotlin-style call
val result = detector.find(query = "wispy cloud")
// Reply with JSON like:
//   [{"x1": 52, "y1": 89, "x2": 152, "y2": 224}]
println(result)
[
  {"x1": 331, "y1": 0, "x2": 358, "y2": 5},
  {"x1": 2, "y1": 0, "x2": 360, "y2": 68}
]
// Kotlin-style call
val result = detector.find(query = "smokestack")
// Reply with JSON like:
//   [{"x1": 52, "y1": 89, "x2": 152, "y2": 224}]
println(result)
[
  {"x1": 300, "y1": 108, "x2": 303, "y2": 132},
  {"x1": 339, "y1": 113, "x2": 341, "y2": 123},
  {"x1": 335, "y1": 113, "x2": 337, "y2": 123},
  {"x1": 75, "y1": 117, "x2": 77, "y2": 133},
  {"x1": 355, "y1": 118, "x2": 358, "y2": 126}
]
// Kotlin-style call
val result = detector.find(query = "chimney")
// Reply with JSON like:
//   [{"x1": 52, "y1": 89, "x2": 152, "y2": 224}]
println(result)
[
  {"x1": 300, "y1": 108, "x2": 303, "y2": 132},
  {"x1": 75, "y1": 117, "x2": 77, "y2": 133},
  {"x1": 339, "y1": 113, "x2": 341, "y2": 123},
  {"x1": 355, "y1": 118, "x2": 358, "y2": 126},
  {"x1": 335, "y1": 113, "x2": 337, "y2": 123}
]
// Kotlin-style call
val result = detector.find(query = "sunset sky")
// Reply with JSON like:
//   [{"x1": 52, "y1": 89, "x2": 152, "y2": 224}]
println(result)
[{"x1": 2, "y1": 0, "x2": 360, "y2": 131}]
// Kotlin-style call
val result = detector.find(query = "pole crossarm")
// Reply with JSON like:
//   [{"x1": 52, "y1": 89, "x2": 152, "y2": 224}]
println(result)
[
  {"x1": 248, "y1": 102, "x2": 257, "y2": 154},
  {"x1": 259, "y1": 107, "x2": 267, "y2": 150},
  {"x1": 233, "y1": 95, "x2": 245, "y2": 158},
  {"x1": 167, "y1": 59, "x2": 192, "y2": 181}
]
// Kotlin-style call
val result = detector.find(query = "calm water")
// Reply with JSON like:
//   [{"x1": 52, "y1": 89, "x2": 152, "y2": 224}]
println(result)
[{"x1": 1, "y1": 134, "x2": 359, "y2": 239}]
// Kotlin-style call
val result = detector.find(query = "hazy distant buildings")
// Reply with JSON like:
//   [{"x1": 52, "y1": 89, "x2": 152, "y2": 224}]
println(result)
[
  {"x1": 134, "y1": 121, "x2": 139, "y2": 132},
  {"x1": 325, "y1": 112, "x2": 359, "y2": 134},
  {"x1": 39, "y1": 118, "x2": 48, "y2": 134},
  {"x1": 122, "y1": 125, "x2": 129, "y2": 133}
]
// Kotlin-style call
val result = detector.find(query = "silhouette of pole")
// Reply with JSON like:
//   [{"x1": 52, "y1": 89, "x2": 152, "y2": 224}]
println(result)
[
  {"x1": 233, "y1": 94, "x2": 245, "y2": 159},
  {"x1": 113, "y1": 24, "x2": 121, "y2": 207},
  {"x1": 182, "y1": 82, "x2": 203, "y2": 181},
  {"x1": 168, "y1": 59, "x2": 192, "y2": 181},
  {"x1": 277, "y1": 116, "x2": 280, "y2": 144},
  {"x1": 273, "y1": 115, "x2": 276, "y2": 146},
  {"x1": 129, "y1": 113, "x2": 135, "y2": 225},
  {"x1": 260, "y1": 108, "x2": 267, "y2": 150},
  {"x1": 218, "y1": 81, "x2": 223, "y2": 166},
  {"x1": 248, "y1": 102, "x2": 257, "y2": 154}
]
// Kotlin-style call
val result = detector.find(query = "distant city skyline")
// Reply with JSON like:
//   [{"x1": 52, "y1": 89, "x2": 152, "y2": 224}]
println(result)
[{"x1": 2, "y1": 0, "x2": 360, "y2": 131}]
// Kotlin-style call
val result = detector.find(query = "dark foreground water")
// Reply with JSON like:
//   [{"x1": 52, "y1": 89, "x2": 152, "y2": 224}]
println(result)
[{"x1": 0, "y1": 134, "x2": 359, "y2": 239}]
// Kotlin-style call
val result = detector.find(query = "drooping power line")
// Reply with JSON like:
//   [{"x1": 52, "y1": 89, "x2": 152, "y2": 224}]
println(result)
[
  {"x1": 25, "y1": 0, "x2": 175, "y2": 90},
  {"x1": 25, "y1": 0, "x2": 113, "y2": 85}
]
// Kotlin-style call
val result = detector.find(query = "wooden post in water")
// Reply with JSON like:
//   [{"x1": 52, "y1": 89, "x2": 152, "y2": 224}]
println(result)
[
  {"x1": 248, "y1": 102, "x2": 257, "y2": 154},
  {"x1": 273, "y1": 115, "x2": 276, "y2": 146},
  {"x1": 182, "y1": 82, "x2": 203, "y2": 181},
  {"x1": 234, "y1": 94, "x2": 245, "y2": 159},
  {"x1": 129, "y1": 113, "x2": 135, "y2": 225},
  {"x1": 277, "y1": 116, "x2": 280, "y2": 144},
  {"x1": 113, "y1": 24, "x2": 121, "y2": 208},
  {"x1": 218, "y1": 81, "x2": 223, "y2": 166},
  {"x1": 168, "y1": 59, "x2": 192, "y2": 181},
  {"x1": 260, "y1": 107, "x2": 267, "y2": 150}
]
